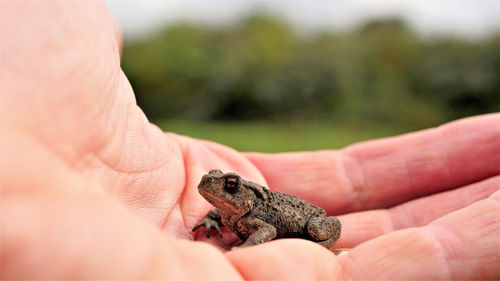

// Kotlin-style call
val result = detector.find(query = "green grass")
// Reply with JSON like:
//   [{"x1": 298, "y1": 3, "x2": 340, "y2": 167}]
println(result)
[{"x1": 155, "y1": 119, "x2": 406, "y2": 153}]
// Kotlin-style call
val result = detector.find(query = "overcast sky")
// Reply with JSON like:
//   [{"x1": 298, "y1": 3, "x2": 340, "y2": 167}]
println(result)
[{"x1": 105, "y1": 0, "x2": 500, "y2": 39}]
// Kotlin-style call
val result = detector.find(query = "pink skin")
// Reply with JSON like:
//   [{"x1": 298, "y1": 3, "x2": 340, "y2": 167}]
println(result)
[{"x1": 1, "y1": 1, "x2": 499, "y2": 279}]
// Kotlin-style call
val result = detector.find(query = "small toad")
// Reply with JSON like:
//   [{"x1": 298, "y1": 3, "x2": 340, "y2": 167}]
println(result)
[{"x1": 192, "y1": 169, "x2": 341, "y2": 249}]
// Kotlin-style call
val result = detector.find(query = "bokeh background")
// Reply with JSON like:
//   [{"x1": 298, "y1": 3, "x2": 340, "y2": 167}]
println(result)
[{"x1": 105, "y1": 0, "x2": 500, "y2": 152}]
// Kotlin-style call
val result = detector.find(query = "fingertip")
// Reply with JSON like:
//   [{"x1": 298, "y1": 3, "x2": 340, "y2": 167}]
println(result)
[
  {"x1": 338, "y1": 194, "x2": 500, "y2": 280},
  {"x1": 172, "y1": 240, "x2": 242, "y2": 279},
  {"x1": 226, "y1": 239, "x2": 342, "y2": 280},
  {"x1": 109, "y1": 16, "x2": 123, "y2": 57},
  {"x1": 336, "y1": 228, "x2": 449, "y2": 280},
  {"x1": 102, "y1": 0, "x2": 123, "y2": 56}
]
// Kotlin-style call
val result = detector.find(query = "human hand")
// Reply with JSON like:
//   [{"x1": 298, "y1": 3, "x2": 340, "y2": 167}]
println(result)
[{"x1": 2, "y1": 1, "x2": 499, "y2": 279}]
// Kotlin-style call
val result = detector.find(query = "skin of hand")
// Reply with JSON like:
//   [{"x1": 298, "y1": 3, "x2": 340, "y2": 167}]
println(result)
[{"x1": 1, "y1": 1, "x2": 499, "y2": 279}]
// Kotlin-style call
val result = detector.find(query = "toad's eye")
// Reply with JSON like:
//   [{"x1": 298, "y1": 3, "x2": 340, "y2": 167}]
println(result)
[{"x1": 224, "y1": 177, "x2": 240, "y2": 192}]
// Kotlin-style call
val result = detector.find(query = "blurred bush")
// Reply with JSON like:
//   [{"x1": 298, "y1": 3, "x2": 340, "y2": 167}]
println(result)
[{"x1": 122, "y1": 15, "x2": 499, "y2": 130}]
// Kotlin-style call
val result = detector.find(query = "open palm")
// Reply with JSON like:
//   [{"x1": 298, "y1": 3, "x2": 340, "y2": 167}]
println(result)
[{"x1": 2, "y1": 1, "x2": 499, "y2": 279}]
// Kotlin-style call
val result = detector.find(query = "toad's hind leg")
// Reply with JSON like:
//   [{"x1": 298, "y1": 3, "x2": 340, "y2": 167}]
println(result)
[{"x1": 307, "y1": 216, "x2": 341, "y2": 249}]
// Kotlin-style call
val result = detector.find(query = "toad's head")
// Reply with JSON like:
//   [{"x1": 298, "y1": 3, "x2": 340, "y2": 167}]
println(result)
[{"x1": 197, "y1": 169, "x2": 264, "y2": 216}]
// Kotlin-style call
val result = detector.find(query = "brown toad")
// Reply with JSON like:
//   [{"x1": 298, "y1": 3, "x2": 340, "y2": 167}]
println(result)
[{"x1": 192, "y1": 169, "x2": 341, "y2": 249}]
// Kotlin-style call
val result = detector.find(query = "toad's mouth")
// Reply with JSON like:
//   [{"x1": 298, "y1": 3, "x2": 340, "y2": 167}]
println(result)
[{"x1": 199, "y1": 190, "x2": 243, "y2": 214}]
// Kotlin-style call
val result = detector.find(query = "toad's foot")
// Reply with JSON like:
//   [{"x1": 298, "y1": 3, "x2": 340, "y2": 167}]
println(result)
[
  {"x1": 307, "y1": 216, "x2": 341, "y2": 249},
  {"x1": 192, "y1": 217, "x2": 223, "y2": 238}
]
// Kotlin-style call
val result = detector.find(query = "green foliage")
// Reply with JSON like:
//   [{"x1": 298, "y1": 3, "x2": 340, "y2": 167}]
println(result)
[
  {"x1": 122, "y1": 15, "x2": 500, "y2": 130},
  {"x1": 411, "y1": 35, "x2": 500, "y2": 119},
  {"x1": 156, "y1": 120, "x2": 404, "y2": 152}
]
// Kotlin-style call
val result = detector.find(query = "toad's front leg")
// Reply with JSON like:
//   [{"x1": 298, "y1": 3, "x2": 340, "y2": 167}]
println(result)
[
  {"x1": 233, "y1": 217, "x2": 277, "y2": 249},
  {"x1": 192, "y1": 208, "x2": 223, "y2": 238}
]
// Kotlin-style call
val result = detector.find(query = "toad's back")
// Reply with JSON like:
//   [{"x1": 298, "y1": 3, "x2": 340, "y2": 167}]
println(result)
[{"x1": 250, "y1": 189, "x2": 325, "y2": 238}]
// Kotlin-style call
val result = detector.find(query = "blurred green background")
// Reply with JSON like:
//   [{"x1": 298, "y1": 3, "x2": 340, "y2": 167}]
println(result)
[{"x1": 117, "y1": 12, "x2": 499, "y2": 152}]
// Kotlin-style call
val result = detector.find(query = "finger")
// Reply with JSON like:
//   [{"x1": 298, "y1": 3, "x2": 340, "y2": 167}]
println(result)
[
  {"x1": 227, "y1": 239, "x2": 343, "y2": 280},
  {"x1": 3, "y1": 0, "x2": 122, "y2": 151},
  {"x1": 337, "y1": 190, "x2": 500, "y2": 280},
  {"x1": 0, "y1": 137, "x2": 239, "y2": 279},
  {"x1": 336, "y1": 175, "x2": 499, "y2": 248},
  {"x1": 227, "y1": 190, "x2": 500, "y2": 280},
  {"x1": 2, "y1": 0, "x2": 188, "y2": 228},
  {"x1": 1, "y1": 194, "x2": 244, "y2": 280},
  {"x1": 246, "y1": 114, "x2": 500, "y2": 214},
  {"x1": 108, "y1": 12, "x2": 123, "y2": 56}
]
